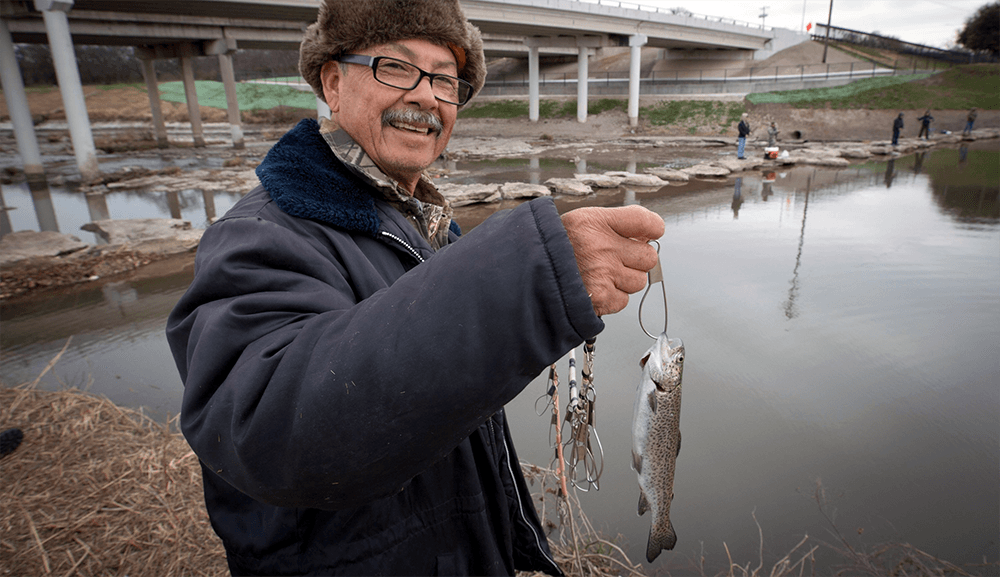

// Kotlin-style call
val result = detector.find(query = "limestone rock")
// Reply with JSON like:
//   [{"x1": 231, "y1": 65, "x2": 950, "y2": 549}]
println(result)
[
  {"x1": 0, "y1": 230, "x2": 88, "y2": 266},
  {"x1": 80, "y1": 218, "x2": 202, "y2": 247},
  {"x1": 437, "y1": 183, "x2": 502, "y2": 206},
  {"x1": 644, "y1": 167, "x2": 690, "y2": 182},
  {"x1": 545, "y1": 178, "x2": 593, "y2": 196},
  {"x1": 682, "y1": 164, "x2": 731, "y2": 177},
  {"x1": 500, "y1": 182, "x2": 550, "y2": 200},
  {"x1": 575, "y1": 173, "x2": 624, "y2": 188}
]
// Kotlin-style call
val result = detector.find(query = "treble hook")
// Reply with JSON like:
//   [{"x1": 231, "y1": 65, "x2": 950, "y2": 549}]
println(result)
[{"x1": 638, "y1": 239, "x2": 668, "y2": 339}]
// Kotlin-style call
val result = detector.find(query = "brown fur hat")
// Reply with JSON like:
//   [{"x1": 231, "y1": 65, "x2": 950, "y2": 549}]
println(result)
[{"x1": 300, "y1": 0, "x2": 485, "y2": 106}]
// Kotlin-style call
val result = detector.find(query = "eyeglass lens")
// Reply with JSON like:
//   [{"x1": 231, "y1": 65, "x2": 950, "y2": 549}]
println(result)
[{"x1": 374, "y1": 57, "x2": 470, "y2": 105}]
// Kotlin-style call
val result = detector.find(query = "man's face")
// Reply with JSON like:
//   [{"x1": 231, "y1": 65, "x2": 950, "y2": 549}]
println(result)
[{"x1": 321, "y1": 38, "x2": 458, "y2": 192}]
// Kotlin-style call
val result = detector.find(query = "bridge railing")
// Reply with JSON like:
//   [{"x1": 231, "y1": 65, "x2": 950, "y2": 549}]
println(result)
[
  {"x1": 483, "y1": 58, "x2": 942, "y2": 92},
  {"x1": 575, "y1": 0, "x2": 771, "y2": 31}
]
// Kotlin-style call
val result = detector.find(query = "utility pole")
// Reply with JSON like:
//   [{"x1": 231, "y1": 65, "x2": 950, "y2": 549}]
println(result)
[
  {"x1": 822, "y1": 0, "x2": 834, "y2": 63},
  {"x1": 759, "y1": 6, "x2": 769, "y2": 28}
]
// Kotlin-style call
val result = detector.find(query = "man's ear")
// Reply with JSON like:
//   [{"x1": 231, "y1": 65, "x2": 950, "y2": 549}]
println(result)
[{"x1": 320, "y1": 61, "x2": 343, "y2": 114}]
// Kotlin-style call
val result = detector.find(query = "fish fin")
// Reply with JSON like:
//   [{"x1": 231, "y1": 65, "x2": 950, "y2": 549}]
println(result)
[
  {"x1": 646, "y1": 520, "x2": 678, "y2": 563},
  {"x1": 637, "y1": 489, "x2": 650, "y2": 516},
  {"x1": 639, "y1": 352, "x2": 651, "y2": 369},
  {"x1": 647, "y1": 390, "x2": 657, "y2": 412},
  {"x1": 632, "y1": 450, "x2": 642, "y2": 474}
]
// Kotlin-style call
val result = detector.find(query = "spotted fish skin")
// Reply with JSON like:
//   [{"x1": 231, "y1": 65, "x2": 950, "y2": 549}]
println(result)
[{"x1": 632, "y1": 333, "x2": 684, "y2": 563}]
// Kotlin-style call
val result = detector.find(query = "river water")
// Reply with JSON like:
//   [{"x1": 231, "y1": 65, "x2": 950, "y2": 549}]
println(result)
[{"x1": 2, "y1": 142, "x2": 998, "y2": 574}]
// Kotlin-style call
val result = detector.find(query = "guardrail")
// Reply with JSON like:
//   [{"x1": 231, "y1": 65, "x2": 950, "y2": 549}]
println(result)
[{"x1": 575, "y1": 0, "x2": 771, "y2": 31}]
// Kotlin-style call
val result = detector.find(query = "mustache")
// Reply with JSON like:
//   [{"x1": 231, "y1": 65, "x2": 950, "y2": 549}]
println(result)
[{"x1": 382, "y1": 108, "x2": 443, "y2": 134}]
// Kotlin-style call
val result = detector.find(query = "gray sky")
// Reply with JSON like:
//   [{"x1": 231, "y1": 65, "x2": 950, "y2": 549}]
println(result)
[{"x1": 638, "y1": 0, "x2": 985, "y2": 49}]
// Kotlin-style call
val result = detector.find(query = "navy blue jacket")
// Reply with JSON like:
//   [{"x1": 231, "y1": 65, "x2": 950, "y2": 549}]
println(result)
[{"x1": 166, "y1": 119, "x2": 603, "y2": 575}]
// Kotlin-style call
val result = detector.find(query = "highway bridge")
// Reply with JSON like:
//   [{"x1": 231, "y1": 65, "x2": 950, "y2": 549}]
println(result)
[{"x1": 1, "y1": 0, "x2": 807, "y2": 181}]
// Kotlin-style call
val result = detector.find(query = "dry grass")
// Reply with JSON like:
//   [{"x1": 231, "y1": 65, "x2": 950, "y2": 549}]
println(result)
[{"x1": 0, "y1": 344, "x2": 227, "y2": 576}]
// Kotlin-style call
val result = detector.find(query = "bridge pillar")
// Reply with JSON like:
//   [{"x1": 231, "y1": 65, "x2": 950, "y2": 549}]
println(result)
[
  {"x1": 35, "y1": 0, "x2": 100, "y2": 183},
  {"x1": 179, "y1": 53, "x2": 206, "y2": 147},
  {"x1": 576, "y1": 45, "x2": 588, "y2": 123},
  {"x1": 0, "y1": 17, "x2": 45, "y2": 181},
  {"x1": 528, "y1": 45, "x2": 539, "y2": 122},
  {"x1": 206, "y1": 38, "x2": 244, "y2": 149},
  {"x1": 628, "y1": 34, "x2": 647, "y2": 128},
  {"x1": 138, "y1": 57, "x2": 169, "y2": 148}
]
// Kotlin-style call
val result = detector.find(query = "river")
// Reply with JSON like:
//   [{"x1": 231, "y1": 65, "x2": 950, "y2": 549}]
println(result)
[{"x1": 2, "y1": 141, "x2": 998, "y2": 574}]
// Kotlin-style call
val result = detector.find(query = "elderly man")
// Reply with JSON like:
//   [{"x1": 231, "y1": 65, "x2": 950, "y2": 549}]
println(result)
[{"x1": 166, "y1": 1, "x2": 663, "y2": 575}]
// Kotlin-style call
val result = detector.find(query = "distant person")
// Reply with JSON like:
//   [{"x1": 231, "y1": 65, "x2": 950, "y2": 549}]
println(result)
[
  {"x1": 767, "y1": 121, "x2": 779, "y2": 148},
  {"x1": 917, "y1": 109, "x2": 933, "y2": 140},
  {"x1": 737, "y1": 113, "x2": 751, "y2": 159},
  {"x1": 892, "y1": 112, "x2": 904, "y2": 146},
  {"x1": 963, "y1": 107, "x2": 977, "y2": 136}
]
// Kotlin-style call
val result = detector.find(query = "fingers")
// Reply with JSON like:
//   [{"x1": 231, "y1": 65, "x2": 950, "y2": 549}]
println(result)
[{"x1": 561, "y1": 206, "x2": 665, "y2": 317}]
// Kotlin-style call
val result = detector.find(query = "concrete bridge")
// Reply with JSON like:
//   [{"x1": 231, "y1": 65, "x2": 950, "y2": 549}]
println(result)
[{"x1": 1, "y1": 0, "x2": 807, "y2": 181}]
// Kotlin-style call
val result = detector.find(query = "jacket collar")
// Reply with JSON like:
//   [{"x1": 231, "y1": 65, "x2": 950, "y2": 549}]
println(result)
[{"x1": 256, "y1": 118, "x2": 381, "y2": 237}]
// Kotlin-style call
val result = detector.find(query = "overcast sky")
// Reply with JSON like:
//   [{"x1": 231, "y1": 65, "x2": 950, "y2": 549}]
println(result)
[{"x1": 637, "y1": 0, "x2": 985, "y2": 49}]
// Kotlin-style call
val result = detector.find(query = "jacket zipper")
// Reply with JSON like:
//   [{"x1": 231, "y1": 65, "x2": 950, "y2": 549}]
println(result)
[
  {"x1": 500, "y1": 421, "x2": 561, "y2": 574},
  {"x1": 379, "y1": 230, "x2": 425, "y2": 264}
]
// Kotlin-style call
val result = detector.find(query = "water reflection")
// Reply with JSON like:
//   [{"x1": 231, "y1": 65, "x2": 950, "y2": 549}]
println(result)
[
  {"x1": 783, "y1": 175, "x2": 810, "y2": 320},
  {"x1": 731, "y1": 176, "x2": 743, "y2": 218}
]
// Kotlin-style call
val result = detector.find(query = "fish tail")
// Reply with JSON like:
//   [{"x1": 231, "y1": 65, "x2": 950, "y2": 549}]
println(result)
[{"x1": 646, "y1": 520, "x2": 677, "y2": 563}]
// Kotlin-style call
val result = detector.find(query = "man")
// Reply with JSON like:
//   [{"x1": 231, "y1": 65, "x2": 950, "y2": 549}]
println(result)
[
  {"x1": 892, "y1": 112, "x2": 904, "y2": 146},
  {"x1": 917, "y1": 109, "x2": 933, "y2": 140},
  {"x1": 166, "y1": 1, "x2": 664, "y2": 575},
  {"x1": 737, "y1": 113, "x2": 751, "y2": 159},
  {"x1": 964, "y1": 107, "x2": 977, "y2": 136},
  {"x1": 767, "y1": 121, "x2": 779, "y2": 148}
]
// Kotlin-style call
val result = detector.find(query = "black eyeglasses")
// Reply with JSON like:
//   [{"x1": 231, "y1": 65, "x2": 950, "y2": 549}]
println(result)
[{"x1": 334, "y1": 54, "x2": 473, "y2": 106}]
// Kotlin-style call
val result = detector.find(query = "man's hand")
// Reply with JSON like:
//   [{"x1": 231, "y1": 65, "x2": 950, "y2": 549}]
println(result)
[{"x1": 561, "y1": 205, "x2": 665, "y2": 317}]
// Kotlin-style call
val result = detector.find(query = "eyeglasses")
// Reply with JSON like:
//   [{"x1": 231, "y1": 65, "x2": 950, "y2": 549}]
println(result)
[{"x1": 334, "y1": 54, "x2": 473, "y2": 106}]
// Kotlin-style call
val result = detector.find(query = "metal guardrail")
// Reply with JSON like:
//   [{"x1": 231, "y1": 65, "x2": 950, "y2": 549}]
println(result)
[{"x1": 575, "y1": 0, "x2": 771, "y2": 31}]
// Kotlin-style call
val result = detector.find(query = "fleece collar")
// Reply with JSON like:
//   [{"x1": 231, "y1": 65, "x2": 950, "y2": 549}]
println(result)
[{"x1": 255, "y1": 118, "x2": 381, "y2": 237}]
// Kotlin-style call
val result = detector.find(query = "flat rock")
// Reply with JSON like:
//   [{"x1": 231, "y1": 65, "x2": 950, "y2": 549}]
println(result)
[
  {"x1": 643, "y1": 167, "x2": 690, "y2": 182},
  {"x1": 682, "y1": 164, "x2": 731, "y2": 177},
  {"x1": 0, "y1": 230, "x2": 88, "y2": 266},
  {"x1": 575, "y1": 173, "x2": 624, "y2": 188},
  {"x1": 545, "y1": 178, "x2": 593, "y2": 196},
  {"x1": 839, "y1": 148, "x2": 872, "y2": 159},
  {"x1": 714, "y1": 157, "x2": 765, "y2": 172},
  {"x1": 794, "y1": 156, "x2": 850, "y2": 167},
  {"x1": 603, "y1": 172, "x2": 665, "y2": 188},
  {"x1": 500, "y1": 182, "x2": 550, "y2": 200},
  {"x1": 80, "y1": 218, "x2": 203, "y2": 247},
  {"x1": 437, "y1": 183, "x2": 502, "y2": 206}
]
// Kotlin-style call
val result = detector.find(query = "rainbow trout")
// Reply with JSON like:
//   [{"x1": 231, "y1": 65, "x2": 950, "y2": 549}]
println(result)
[{"x1": 632, "y1": 331, "x2": 685, "y2": 563}]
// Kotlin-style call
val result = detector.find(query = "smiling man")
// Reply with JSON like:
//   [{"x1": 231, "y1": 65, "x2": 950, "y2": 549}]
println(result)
[{"x1": 166, "y1": 1, "x2": 664, "y2": 575}]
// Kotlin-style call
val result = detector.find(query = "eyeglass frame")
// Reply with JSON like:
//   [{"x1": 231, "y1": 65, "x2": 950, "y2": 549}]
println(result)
[{"x1": 332, "y1": 54, "x2": 473, "y2": 106}]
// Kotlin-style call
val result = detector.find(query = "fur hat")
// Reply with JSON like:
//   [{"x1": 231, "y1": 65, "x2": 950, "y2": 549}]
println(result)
[{"x1": 299, "y1": 0, "x2": 486, "y2": 106}]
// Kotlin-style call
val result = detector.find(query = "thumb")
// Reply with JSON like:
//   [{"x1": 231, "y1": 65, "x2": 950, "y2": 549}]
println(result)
[{"x1": 600, "y1": 205, "x2": 665, "y2": 242}]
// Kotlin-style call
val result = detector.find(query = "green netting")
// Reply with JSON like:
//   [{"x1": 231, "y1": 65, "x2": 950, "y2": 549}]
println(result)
[
  {"x1": 747, "y1": 73, "x2": 933, "y2": 104},
  {"x1": 157, "y1": 80, "x2": 317, "y2": 110}
]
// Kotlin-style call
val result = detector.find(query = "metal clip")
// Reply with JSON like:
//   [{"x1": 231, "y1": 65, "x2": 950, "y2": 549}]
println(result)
[{"x1": 638, "y1": 239, "x2": 668, "y2": 339}]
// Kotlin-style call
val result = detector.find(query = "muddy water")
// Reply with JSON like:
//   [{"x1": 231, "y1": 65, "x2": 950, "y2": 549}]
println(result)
[{"x1": 2, "y1": 142, "x2": 998, "y2": 573}]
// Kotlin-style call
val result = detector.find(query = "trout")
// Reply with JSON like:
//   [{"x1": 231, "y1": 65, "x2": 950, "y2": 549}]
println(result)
[{"x1": 632, "y1": 332, "x2": 685, "y2": 563}]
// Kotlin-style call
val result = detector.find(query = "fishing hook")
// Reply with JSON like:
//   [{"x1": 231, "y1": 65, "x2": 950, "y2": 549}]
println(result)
[{"x1": 638, "y1": 239, "x2": 668, "y2": 339}]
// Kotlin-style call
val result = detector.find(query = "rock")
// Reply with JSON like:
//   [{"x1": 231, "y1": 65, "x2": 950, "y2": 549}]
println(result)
[
  {"x1": 714, "y1": 157, "x2": 765, "y2": 172},
  {"x1": 0, "y1": 230, "x2": 88, "y2": 266},
  {"x1": 682, "y1": 164, "x2": 731, "y2": 177},
  {"x1": 80, "y1": 218, "x2": 202, "y2": 247},
  {"x1": 643, "y1": 167, "x2": 690, "y2": 182},
  {"x1": 545, "y1": 178, "x2": 593, "y2": 196},
  {"x1": 437, "y1": 183, "x2": 502, "y2": 206},
  {"x1": 500, "y1": 182, "x2": 550, "y2": 200},
  {"x1": 575, "y1": 173, "x2": 624, "y2": 188},
  {"x1": 869, "y1": 145, "x2": 894, "y2": 155},
  {"x1": 839, "y1": 148, "x2": 872, "y2": 159},
  {"x1": 795, "y1": 156, "x2": 850, "y2": 167},
  {"x1": 606, "y1": 172, "x2": 665, "y2": 188}
]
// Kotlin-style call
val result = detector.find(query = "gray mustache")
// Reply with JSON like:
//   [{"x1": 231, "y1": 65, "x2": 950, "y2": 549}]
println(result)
[{"x1": 382, "y1": 108, "x2": 443, "y2": 134}]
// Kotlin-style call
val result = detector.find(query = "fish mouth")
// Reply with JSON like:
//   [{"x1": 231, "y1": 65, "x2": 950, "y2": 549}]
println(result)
[{"x1": 383, "y1": 108, "x2": 443, "y2": 137}]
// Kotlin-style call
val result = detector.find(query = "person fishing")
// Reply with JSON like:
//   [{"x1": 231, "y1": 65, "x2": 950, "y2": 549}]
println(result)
[
  {"x1": 165, "y1": 1, "x2": 664, "y2": 575},
  {"x1": 892, "y1": 112, "x2": 905, "y2": 146},
  {"x1": 917, "y1": 109, "x2": 933, "y2": 140}
]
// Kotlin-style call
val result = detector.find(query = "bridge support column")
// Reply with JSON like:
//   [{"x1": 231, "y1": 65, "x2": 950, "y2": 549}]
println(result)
[
  {"x1": 206, "y1": 38, "x2": 244, "y2": 149},
  {"x1": 179, "y1": 53, "x2": 206, "y2": 147},
  {"x1": 576, "y1": 45, "x2": 588, "y2": 123},
  {"x1": 628, "y1": 34, "x2": 647, "y2": 128},
  {"x1": 528, "y1": 45, "x2": 539, "y2": 122},
  {"x1": 35, "y1": 0, "x2": 99, "y2": 183},
  {"x1": 0, "y1": 17, "x2": 45, "y2": 181},
  {"x1": 138, "y1": 57, "x2": 169, "y2": 148}
]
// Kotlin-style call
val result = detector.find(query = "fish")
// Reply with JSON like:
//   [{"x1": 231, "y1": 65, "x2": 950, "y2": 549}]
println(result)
[{"x1": 632, "y1": 331, "x2": 685, "y2": 563}]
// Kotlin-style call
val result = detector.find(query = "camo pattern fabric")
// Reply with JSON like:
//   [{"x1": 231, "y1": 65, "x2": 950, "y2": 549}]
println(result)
[{"x1": 320, "y1": 118, "x2": 453, "y2": 250}]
